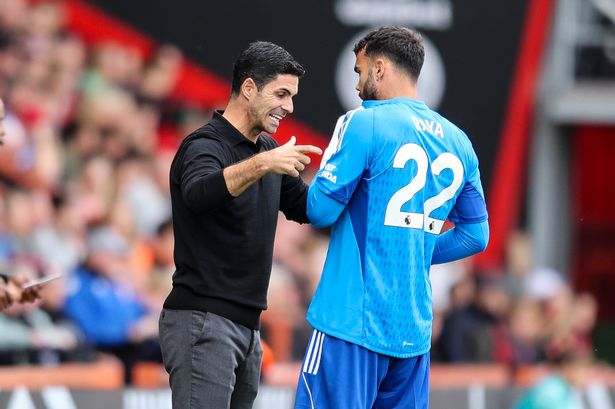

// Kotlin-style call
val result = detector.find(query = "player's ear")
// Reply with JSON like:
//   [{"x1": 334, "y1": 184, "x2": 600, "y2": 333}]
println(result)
[
  {"x1": 374, "y1": 58, "x2": 385, "y2": 81},
  {"x1": 241, "y1": 78, "x2": 257, "y2": 100}
]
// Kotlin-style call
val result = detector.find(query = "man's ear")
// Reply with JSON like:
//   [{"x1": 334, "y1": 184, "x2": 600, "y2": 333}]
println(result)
[
  {"x1": 374, "y1": 58, "x2": 385, "y2": 81},
  {"x1": 241, "y1": 78, "x2": 257, "y2": 100}
]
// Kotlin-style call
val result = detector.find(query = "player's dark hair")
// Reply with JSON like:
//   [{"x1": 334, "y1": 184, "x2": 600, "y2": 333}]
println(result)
[
  {"x1": 353, "y1": 26, "x2": 424, "y2": 82},
  {"x1": 231, "y1": 41, "x2": 305, "y2": 96}
]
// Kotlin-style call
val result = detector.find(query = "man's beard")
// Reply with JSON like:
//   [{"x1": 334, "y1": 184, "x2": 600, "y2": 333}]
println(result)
[
  {"x1": 248, "y1": 103, "x2": 272, "y2": 135},
  {"x1": 360, "y1": 72, "x2": 379, "y2": 101}
]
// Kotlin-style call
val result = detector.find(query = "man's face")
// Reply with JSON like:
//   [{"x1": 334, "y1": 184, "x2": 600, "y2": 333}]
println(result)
[
  {"x1": 354, "y1": 49, "x2": 379, "y2": 101},
  {"x1": 0, "y1": 99, "x2": 5, "y2": 145},
  {"x1": 248, "y1": 74, "x2": 298, "y2": 135}
]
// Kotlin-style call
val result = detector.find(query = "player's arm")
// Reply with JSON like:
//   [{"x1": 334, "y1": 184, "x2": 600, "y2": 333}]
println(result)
[
  {"x1": 307, "y1": 183, "x2": 346, "y2": 228},
  {"x1": 431, "y1": 220, "x2": 489, "y2": 264},
  {"x1": 431, "y1": 182, "x2": 489, "y2": 264},
  {"x1": 307, "y1": 109, "x2": 372, "y2": 227}
]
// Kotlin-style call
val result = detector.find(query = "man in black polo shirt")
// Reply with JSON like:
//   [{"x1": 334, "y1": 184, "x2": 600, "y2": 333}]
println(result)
[{"x1": 159, "y1": 42, "x2": 322, "y2": 408}]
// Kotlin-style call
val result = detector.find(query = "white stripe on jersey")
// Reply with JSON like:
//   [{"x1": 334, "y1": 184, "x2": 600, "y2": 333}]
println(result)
[{"x1": 320, "y1": 107, "x2": 364, "y2": 169}]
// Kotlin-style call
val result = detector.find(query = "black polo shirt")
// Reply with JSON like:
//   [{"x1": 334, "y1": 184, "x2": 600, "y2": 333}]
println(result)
[{"x1": 163, "y1": 111, "x2": 309, "y2": 329}]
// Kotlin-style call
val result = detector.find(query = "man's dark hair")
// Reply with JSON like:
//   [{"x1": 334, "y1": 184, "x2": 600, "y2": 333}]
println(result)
[
  {"x1": 231, "y1": 41, "x2": 305, "y2": 96},
  {"x1": 353, "y1": 27, "x2": 424, "y2": 81}
]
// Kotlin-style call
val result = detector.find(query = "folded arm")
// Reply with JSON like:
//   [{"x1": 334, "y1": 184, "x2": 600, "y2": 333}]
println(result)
[{"x1": 431, "y1": 220, "x2": 489, "y2": 264}]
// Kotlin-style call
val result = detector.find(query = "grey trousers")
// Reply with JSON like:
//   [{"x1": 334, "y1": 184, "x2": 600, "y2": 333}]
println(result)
[{"x1": 159, "y1": 309, "x2": 263, "y2": 409}]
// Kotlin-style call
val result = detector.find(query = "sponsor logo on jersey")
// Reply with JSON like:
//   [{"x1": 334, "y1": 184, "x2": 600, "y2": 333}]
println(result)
[{"x1": 320, "y1": 164, "x2": 338, "y2": 184}]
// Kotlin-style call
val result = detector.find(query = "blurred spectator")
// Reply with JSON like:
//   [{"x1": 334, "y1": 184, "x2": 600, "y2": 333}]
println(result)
[
  {"x1": 138, "y1": 45, "x2": 182, "y2": 103},
  {"x1": 62, "y1": 227, "x2": 161, "y2": 382},
  {"x1": 0, "y1": 82, "x2": 63, "y2": 191},
  {"x1": 430, "y1": 259, "x2": 471, "y2": 313},
  {"x1": 262, "y1": 216, "x2": 320, "y2": 363},
  {"x1": 115, "y1": 155, "x2": 170, "y2": 237},
  {"x1": 430, "y1": 260, "x2": 473, "y2": 362},
  {"x1": 0, "y1": 274, "x2": 90, "y2": 365},
  {"x1": 261, "y1": 263, "x2": 305, "y2": 362},
  {"x1": 523, "y1": 267, "x2": 567, "y2": 301},
  {"x1": 140, "y1": 218, "x2": 174, "y2": 310},
  {"x1": 495, "y1": 299, "x2": 547, "y2": 366},
  {"x1": 513, "y1": 347, "x2": 592, "y2": 409},
  {"x1": 503, "y1": 230, "x2": 534, "y2": 299},
  {"x1": 0, "y1": 302, "x2": 74, "y2": 365},
  {"x1": 82, "y1": 42, "x2": 142, "y2": 95},
  {"x1": 31, "y1": 192, "x2": 86, "y2": 276},
  {"x1": 570, "y1": 293, "x2": 597, "y2": 352},
  {"x1": 4, "y1": 189, "x2": 37, "y2": 251},
  {"x1": 545, "y1": 292, "x2": 597, "y2": 363},
  {"x1": 438, "y1": 275, "x2": 511, "y2": 362},
  {"x1": 71, "y1": 155, "x2": 115, "y2": 224}
]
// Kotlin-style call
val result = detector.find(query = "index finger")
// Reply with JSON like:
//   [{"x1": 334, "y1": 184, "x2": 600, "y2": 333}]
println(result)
[{"x1": 295, "y1": 145, "x2": 323, "y2": 155}]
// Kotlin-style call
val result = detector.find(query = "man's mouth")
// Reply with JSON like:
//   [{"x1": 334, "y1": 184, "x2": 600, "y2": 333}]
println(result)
[{"x1": 269, "y1": 113, "x2": 284, "y2": 126}]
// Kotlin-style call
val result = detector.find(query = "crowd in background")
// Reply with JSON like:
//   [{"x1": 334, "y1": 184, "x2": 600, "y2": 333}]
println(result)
[
  {"x1": 0, "y1": 0, "x2": 202, "y2": 381},
  {"x1": 0, "y1": 0, "x2": 599, "y2": 386},
  {"x1": 430, "y1": 231, "x2": 597, "y2": 368}
]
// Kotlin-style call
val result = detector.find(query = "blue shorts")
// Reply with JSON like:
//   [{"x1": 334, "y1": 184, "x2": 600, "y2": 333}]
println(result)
[{"x1": 294, "y1": 329, "x2": 430, "y2": 409}]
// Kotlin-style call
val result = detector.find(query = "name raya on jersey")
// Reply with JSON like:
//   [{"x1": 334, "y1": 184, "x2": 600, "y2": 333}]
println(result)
[{"x1": 307, "y1": 98, "x2": 487, "y2": 358}]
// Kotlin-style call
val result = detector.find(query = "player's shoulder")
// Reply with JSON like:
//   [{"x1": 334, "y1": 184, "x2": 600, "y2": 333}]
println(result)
[
  {"x1": 342, "y1": 106, "x2": 370, "y2": 124},
  {"x1": 339, "y1": 106, "x2": 374, "y2": 137}
]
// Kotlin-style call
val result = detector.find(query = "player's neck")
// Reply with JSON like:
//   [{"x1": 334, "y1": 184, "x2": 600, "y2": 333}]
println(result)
[{"x1": 379, "y1": 82, "x2": 419, "y2": 101}]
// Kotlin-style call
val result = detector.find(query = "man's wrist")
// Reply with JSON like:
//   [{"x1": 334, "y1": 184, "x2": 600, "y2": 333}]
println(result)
[{"x1": 254, "y1": 151, "x2": 271, "y2": 174}]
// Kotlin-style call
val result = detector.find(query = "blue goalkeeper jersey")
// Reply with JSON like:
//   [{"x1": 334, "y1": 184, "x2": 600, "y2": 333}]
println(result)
[{"x1": 306, "y1": 97, "x2": 487, "y2": 357}]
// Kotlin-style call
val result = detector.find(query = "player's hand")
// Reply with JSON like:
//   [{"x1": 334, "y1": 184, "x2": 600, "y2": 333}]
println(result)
[{"x1": 262, "y1": 136, "x2": 322, "y2": 177}]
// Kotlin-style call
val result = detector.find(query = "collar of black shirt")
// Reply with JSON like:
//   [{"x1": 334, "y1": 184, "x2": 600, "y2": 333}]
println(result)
[{"x1": 211, "y1": 110, "x2": 264, "y2": 148}]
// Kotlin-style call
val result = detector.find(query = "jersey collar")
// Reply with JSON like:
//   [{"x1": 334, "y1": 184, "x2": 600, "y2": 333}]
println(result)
[{"x1": 362, "y1": 97, "x2": 426, "y2": 109}]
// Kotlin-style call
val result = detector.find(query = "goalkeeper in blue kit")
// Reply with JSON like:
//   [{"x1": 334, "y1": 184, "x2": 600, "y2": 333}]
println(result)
[{"x1": 294, "y1": 27, "x2": 489, "y2": 408}]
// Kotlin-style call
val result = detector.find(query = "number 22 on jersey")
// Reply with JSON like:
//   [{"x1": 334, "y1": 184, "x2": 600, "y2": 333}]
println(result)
[{"x1": 384, "y1": 143, "x2": 463, "y2": 234}]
